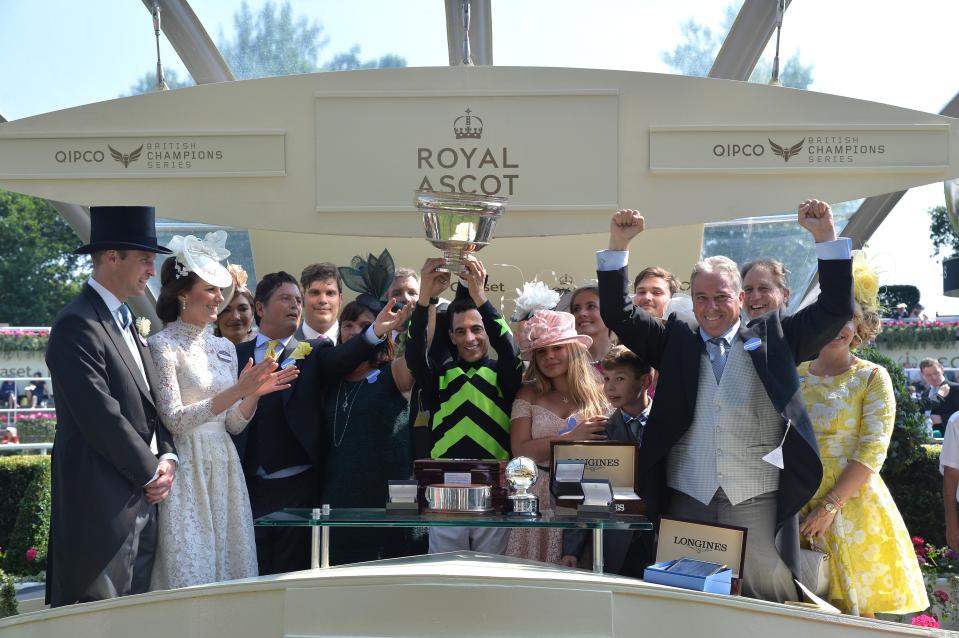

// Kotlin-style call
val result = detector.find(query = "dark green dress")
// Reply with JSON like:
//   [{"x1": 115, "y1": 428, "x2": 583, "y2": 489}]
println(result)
[{"x1": 321, "y1": 362, "x2": 424, "y2": 565}]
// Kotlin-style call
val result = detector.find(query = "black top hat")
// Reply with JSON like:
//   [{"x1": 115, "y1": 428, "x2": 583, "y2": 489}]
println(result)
[{"x1": 74, "y1": 206, "x2": 172, "y2": 255}]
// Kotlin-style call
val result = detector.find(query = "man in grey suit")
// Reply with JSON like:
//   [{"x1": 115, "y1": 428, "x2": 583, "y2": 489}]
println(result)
[
  {"x1": 46, "y1": 206, "x2": 178, "y2": 606},
  {"x1": 597, "y1": 200, "x2": 853, "y2": 602}
]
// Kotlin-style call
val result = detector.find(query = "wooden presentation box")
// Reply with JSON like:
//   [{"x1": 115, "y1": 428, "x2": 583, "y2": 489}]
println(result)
[
  {"x1": 412, "y1": 459, "x2": 508, "y2": 513},
  {"x1": 549, "y1": 441, "x2": 643, "y2": 515}
]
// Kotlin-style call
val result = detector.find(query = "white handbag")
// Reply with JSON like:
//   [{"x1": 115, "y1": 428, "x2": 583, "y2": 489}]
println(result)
[{"x1": 798, "y1": 547, "x2": 830, "y2": 597}]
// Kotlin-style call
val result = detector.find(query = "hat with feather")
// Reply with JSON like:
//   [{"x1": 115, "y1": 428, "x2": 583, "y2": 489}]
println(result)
[{"x1": 338, "y1": 249, "x2": 395, "y2": 314}]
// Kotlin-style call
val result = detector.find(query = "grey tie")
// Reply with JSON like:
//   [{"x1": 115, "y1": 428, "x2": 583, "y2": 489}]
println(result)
[
  {"x1": 117, "y1": 304, "x2": 132, "y2": 331},
  {"x1": 706, "y1": 337, "x2": 728, "y2": 383}
]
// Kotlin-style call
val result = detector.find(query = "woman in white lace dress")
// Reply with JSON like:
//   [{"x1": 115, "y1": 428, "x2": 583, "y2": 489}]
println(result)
[{"x1": 149, "y1": 232, "x2": 298, "y2": 590}]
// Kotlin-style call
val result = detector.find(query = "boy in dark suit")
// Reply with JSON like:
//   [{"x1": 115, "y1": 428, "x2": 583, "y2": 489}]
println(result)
[{"x1": 561, "y1": 346, "x2": 653, "y2": 575}]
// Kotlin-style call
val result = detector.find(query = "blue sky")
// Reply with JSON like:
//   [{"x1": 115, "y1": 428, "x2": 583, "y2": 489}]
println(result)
[{"x1": 2, "y1": 0, "x2": 957, "y2": 313}]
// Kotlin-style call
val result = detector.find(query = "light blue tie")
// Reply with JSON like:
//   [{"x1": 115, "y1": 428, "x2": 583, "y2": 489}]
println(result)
[
  {"x1": 117, "y1": 304, "x2": 132, "y2": 331},
  {"x1": 707, "y1": 337, "x2": 728, "y2": 383}
]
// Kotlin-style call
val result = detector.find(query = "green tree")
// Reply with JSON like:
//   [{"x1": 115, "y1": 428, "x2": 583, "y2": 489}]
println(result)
[
  {"x1": 929, "y1": 205, "x2": 959, "y2": 257},
  {"x1": 128, "y1": 1, "x2": 407, "y2": 94},
  {"x1": 0, "y1": 192, "x2": 88, "y2": 326},
  {"x1": 661, "y1": 4, "x2": 813, "y2": 89}
]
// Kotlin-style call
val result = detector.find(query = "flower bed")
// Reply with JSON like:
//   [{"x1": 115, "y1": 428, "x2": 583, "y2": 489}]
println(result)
[
  {"x1": 913, "y1": 536, "x2": 959, "y2": 626},
  {"x1": 876, "y1": 320, "x2": 959, "y2": 349},
  {"x1": 0, "y1": 328, "x2": 50, "y2": 353},
  {"x1": 0, "y1": 414, "x2": 55, "y2": 444}
]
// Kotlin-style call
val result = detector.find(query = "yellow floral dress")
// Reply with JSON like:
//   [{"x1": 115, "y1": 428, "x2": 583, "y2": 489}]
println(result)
[{"x1": 798, "y1": 359, "x2": 928, "y2": 615}]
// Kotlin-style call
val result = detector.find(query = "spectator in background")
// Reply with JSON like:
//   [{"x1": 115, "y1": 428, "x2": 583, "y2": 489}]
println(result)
[
  {"x1": 919, "y1": 358, "x2": 959, "y2": 429},
  {"x1": 570, "y1": 285, "x2": 615, "y2": 368},
  {"x1": 741, "y1": 258, "x2": 790, "y2": 320},
  {"x1": 297, "y1": 262, "x2": 342, "y2": 343},
  {"x1": 387, "y1": 267, "x2": 421, "y2": 310},
  {"x1": 31, "y1": 372, "x2": 48, "y2": 408},
  {"x1": 910, "y1": 303, "x2": 927, "y2": 320},
  {"x1": 0, "y1": 380, "x2": 16, "y2": 409},
  {"x1": 892, "y1": 303, "x2": 909, "y2": 319},
  {"x1": 215, "y1": 264, "x2": 256, "y2": 345},
  {"x1": 941, "y1": 410, "x2": 959, "y2": 553},
  {"x1": 632, "y1": 266, "x2": 678, "y2": 320}
]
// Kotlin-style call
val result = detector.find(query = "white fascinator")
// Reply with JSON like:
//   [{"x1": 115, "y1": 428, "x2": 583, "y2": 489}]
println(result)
[
  {"x1": 166, "y1": 230, "x2": 232, "y2": 288},
  {"x1": 511, "y1": 280, "x2": 561, "y2": 322}
]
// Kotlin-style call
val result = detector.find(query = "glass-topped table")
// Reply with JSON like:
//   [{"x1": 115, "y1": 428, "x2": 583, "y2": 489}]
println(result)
[{"x1": 255, "y1": 507, "x2": 652, "y2": 574}]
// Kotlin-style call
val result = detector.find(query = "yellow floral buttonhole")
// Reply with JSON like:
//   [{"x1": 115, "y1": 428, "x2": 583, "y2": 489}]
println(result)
[{"x1": 280, "y1": 341, "x2": 314, "y2": 368}]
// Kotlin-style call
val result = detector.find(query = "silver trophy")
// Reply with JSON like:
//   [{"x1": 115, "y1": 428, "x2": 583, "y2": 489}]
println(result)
[
  {"x1": 506, "y1": 456, "x2": 541, "y2": 517},
  {"x1": 416, "y1": 190, "x2": 506, "y2": 274}
]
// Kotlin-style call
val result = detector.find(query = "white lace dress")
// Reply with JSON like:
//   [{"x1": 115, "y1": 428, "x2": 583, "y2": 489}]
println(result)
[{"x1": 148, "y1": 319, "x2": 258, "y2": 590}]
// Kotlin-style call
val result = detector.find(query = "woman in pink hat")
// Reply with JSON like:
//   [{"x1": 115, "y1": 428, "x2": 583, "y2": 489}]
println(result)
[{"x1": 506, "y1": 310, "x2": 611, "y2": 564}]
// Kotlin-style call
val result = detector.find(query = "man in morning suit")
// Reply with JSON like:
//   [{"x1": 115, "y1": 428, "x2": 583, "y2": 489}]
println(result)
[
  {"x1": 231, "y1": 271, "x2": 410, "y2": 574},
  {"x1": 597, "y1": 200, "x2": 853, "y2": 602},
  {"x1": 46, "y1": 205, "x2": 178, "y2": 606},
  {"x1": 919, "y1": 358, "x2": 959, "y2": 430}
]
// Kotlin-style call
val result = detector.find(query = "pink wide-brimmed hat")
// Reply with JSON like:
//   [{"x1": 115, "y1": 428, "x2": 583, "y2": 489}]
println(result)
[{"x1": 518, "y1": 310, "x2": 593, "y2": 360}]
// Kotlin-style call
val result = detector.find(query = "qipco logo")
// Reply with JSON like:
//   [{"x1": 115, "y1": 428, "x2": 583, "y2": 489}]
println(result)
[
  {"x1": 712, "y1": 143, "x2": 765, "y2": 158},
  {"x1": 54, "y1": 149, "x2": 105, "y2": 164}
]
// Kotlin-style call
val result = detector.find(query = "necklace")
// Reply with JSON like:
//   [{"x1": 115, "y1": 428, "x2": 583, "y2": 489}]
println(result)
[{"x1": 332, "y1": 380, "x2": 364, "y2": 447}]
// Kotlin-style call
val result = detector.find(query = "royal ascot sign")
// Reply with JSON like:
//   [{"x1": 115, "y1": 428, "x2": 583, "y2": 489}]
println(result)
[
  {"x1": 0, "y1": 66, "x2": 958, "y2": 237},
  {"x1": 314, "y1": 92, "x2": 618, "y2": 212}
]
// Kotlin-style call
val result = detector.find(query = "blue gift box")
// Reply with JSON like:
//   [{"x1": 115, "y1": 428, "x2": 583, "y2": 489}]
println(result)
[{"x1": 643, "y1": 559, "x2": 733, "y2": 595}]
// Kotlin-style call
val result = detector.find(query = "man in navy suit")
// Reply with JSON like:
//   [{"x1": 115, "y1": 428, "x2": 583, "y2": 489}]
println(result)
[
  {"x1": 232, "y1": 271, "x2": 410, "y2": 574},
  {"x1": 46, "y1": 206, "x2": 178, "y2": 606},
  {"x1": 597, "y1": 201, "x2": 853, "y2": 602}
]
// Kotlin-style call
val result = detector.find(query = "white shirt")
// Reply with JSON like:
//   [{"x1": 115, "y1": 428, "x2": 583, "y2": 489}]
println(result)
[
  {"x1": 301, "y1": 319, "x2": 338, "y2": 344},
  {"x1": 940, "y1": 412, "x2": 959, "y2": 502},
  {"x1": 88, "y1": 277, "x2": 149, "y2": 390},
  {"x1": 87, "y1": 277, "x2": 177, "y2": 481},
  {"x1": 596, "y1": 237, "x2": 853, "y2": 272}
]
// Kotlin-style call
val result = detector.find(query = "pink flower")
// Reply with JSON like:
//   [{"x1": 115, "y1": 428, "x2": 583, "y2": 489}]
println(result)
[
  {"x1": 936, "y1": 589, "x2": 950, "y2": 603},
  {"x1": 25, "y1": 546, "x2": 37, "y2": 562},
  {"x1": 913, "y1": 536, "x2": 926, "y2": 546},
  {"x1": 912, "y1": 614, "x2": 940, "y2": 628}
]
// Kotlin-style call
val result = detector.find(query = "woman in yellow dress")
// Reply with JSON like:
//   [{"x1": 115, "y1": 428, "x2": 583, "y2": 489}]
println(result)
[{"x1": 797, "y1": 255, "x2": 927, "y2": 617}]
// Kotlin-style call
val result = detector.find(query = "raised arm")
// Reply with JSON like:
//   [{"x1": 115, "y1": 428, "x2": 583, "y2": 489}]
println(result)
[
  {"x1": 405, "y1": 258, "x2": 451, "y2": 406},
  {"x1": 462, "y1": 257, "x2": 524, "y2": 399},
  {"x1": 597, "y1": 210, "x2": 669, "y2": 368},
  {"x1": 780, "y1": 199, "x2": 854, "y2": 363}
]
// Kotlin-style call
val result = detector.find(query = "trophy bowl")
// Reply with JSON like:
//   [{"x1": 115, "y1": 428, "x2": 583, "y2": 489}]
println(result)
[
  {"x1": 415, "y1": 190, "x2": 507, "y2": 274},
  {"x1": 505, "y1": 456, "x2": 541, "y2": 517}
]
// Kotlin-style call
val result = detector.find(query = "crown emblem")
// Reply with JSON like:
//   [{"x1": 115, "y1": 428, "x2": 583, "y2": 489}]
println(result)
[{"x1": 453, "y1": 108, "x2": 483, "y2": 140}]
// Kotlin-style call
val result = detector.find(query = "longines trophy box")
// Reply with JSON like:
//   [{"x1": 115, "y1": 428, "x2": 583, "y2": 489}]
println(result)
[
  {"x1": 549, "y1": 441, "x2": 642, "y2": 515},
  {"x1": 413, "y1": 459, "x2": 508, "y2": 514},
  {"x1": 646, "y1": 516, "x2": 748, "y2": 595}
]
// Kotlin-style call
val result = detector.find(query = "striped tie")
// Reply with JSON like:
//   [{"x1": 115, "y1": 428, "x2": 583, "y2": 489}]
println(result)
[
  {"x1": 117, "y1": 304, "x2": 132, "y2": 331},
  {"x1": 706, "y1": 337, "x2": 728, "y2": 383}
]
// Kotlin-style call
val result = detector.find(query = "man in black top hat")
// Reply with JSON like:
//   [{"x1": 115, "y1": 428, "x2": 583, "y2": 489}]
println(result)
[{"x1": 45, "y1": 205, "x2": 179, "y2": 606}]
